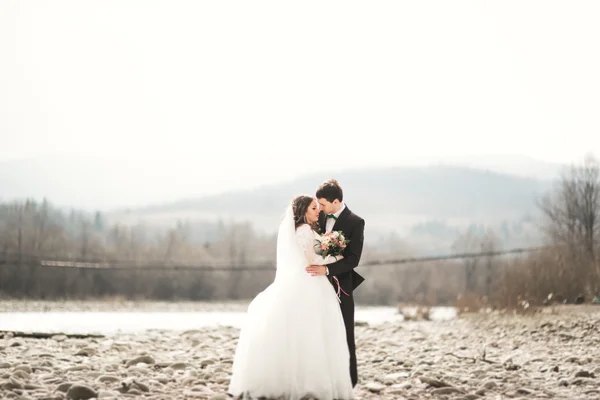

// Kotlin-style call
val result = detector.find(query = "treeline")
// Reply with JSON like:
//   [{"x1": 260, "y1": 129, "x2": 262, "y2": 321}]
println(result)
[
  {"x1": 0, "y1": 199, "x2": 277, "y2": 300},
  {"x1": 0, "y1": 200, "x2": 276, "y2": 265}
]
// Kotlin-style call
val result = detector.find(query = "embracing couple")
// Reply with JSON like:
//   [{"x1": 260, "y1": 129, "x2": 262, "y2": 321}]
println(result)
[{"x1": 228, "y1": 179, "x2": 366, "y2": 400}]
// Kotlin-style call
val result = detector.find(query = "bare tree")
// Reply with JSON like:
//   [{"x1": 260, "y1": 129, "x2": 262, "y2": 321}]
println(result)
[
  {"x1": 33, "y1": 199, "x2": 51, "y2": 255},
  {"x1": 3, "y1": 201, "x2": 31, "y2": 264},
  {"x1": 79, "y1": 219, "x2": 93, "y2": 259},
  {"x1": 538, "y1": 154, "x2": 600, "y2": 292},
  {"x1": 451, "y1": 229, "x2": 480, "y2": 293},
  {"x1": 0, "y1": 204, "x2": 10, "y2": 262},
  {"x1": 162, "y1": 228, "x2": 183, "y2": 264},
  {"x1": 452, "y1": 228, "x2": 499, "y2": 296}
]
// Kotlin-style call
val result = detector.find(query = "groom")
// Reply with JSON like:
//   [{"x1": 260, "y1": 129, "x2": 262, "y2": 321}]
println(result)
[{"x1": 306, "y1": 178, "x2": 365, "y2": 388}]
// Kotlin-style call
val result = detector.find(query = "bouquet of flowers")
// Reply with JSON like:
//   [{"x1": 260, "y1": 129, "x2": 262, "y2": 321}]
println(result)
[{"x1": 318, "y1": 230, "x2": 349, "y2": 258}]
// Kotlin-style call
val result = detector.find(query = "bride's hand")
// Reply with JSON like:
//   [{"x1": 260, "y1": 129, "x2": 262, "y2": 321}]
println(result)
[{"x1": 335, "y1": 255, "x2": 344, "y2": 261}]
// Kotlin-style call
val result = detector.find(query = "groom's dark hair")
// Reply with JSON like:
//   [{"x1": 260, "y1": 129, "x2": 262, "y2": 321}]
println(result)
[{"x1": 316, "y1": 179, "x2": 343, "y2": 203}]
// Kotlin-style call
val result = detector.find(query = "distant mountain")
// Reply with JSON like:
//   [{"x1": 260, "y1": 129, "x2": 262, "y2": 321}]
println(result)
[
  {"x1": 0, "y1": 154, "x2": 563, "y2": 210},
  {"x1": 0, "y1": 156, "x2": 558, "y2": 251},
  {"x1": 434, "y1": 154, "x2": 565, "y2": 180},
  {"x1": 107, "y1": 165, "x2": 553, "y2": 241}
]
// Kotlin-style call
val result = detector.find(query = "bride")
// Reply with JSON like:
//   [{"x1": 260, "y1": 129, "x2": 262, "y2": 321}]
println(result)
[{"x1": 228, "y1": 195, "x2": 354, "y2": 400}]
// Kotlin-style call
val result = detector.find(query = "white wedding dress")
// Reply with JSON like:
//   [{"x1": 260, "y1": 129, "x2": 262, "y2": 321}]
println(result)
[{"x1": 228, "y1": 207, "x2": 354, "y2": 400}]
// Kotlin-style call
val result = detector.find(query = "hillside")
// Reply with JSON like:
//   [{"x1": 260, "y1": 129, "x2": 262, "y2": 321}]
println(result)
[{"x1": 105, "y1": 165, "x2": 553, "y2": 250}]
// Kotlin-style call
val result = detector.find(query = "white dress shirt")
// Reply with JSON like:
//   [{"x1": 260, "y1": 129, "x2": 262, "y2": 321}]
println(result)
[
  {"x1": 324, "y1": 203, "x2": 345, "y2": 276},
  {"x1": 325, "y1": 203, "x2": 346, "y2": 233}
]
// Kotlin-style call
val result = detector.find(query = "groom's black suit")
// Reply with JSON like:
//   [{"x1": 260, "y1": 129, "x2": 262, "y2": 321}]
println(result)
[{"x1": 319, "y1": 205, "x2": 365, "y2": 388}]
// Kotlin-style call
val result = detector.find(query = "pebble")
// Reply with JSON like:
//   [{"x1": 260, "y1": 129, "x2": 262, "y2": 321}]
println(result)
[{"x1": 1, "y1": 302, "x2": 599, "y2": 399}]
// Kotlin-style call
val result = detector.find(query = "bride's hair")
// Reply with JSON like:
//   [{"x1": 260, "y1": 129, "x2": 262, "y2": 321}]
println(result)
[{"x1": 292, "y1": 195, "x2": 318, "y2": 230}]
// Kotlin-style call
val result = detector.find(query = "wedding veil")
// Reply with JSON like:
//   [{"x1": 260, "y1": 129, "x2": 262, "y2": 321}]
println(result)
[{"x1": 275, "y1": 205, "x2": 306, "y2": 280}]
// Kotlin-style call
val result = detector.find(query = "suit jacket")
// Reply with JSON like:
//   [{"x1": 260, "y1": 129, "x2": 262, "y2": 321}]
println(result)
[{"x1": 319, "y1": 205, "x2": 365, "y2": 294}]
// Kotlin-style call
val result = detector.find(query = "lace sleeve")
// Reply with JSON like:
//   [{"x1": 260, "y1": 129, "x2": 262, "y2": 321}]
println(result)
[{"x1": 296, "y1": 225, "x2": 338, "y2": 265}]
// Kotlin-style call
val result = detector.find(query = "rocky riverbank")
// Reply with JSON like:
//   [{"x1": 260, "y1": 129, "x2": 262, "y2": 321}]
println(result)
[{"x1": 1, "y1": 302, "x2": 599, "y2": 399}]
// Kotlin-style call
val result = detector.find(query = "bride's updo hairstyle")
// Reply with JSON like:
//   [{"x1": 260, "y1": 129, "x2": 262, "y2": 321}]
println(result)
[{"x1": 292, "y1": 195, "x2": 317, "y2": 230}]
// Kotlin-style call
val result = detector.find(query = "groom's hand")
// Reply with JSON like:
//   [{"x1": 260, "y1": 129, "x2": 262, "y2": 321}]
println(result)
[{"x1": 306, "y1": 265, "x2": 328, "y2": 276}]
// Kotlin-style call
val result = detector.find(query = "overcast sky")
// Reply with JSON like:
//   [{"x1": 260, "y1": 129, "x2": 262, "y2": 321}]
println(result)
[{"x1": 1, "y1": 1, "x2": 599, "y2": 206}]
